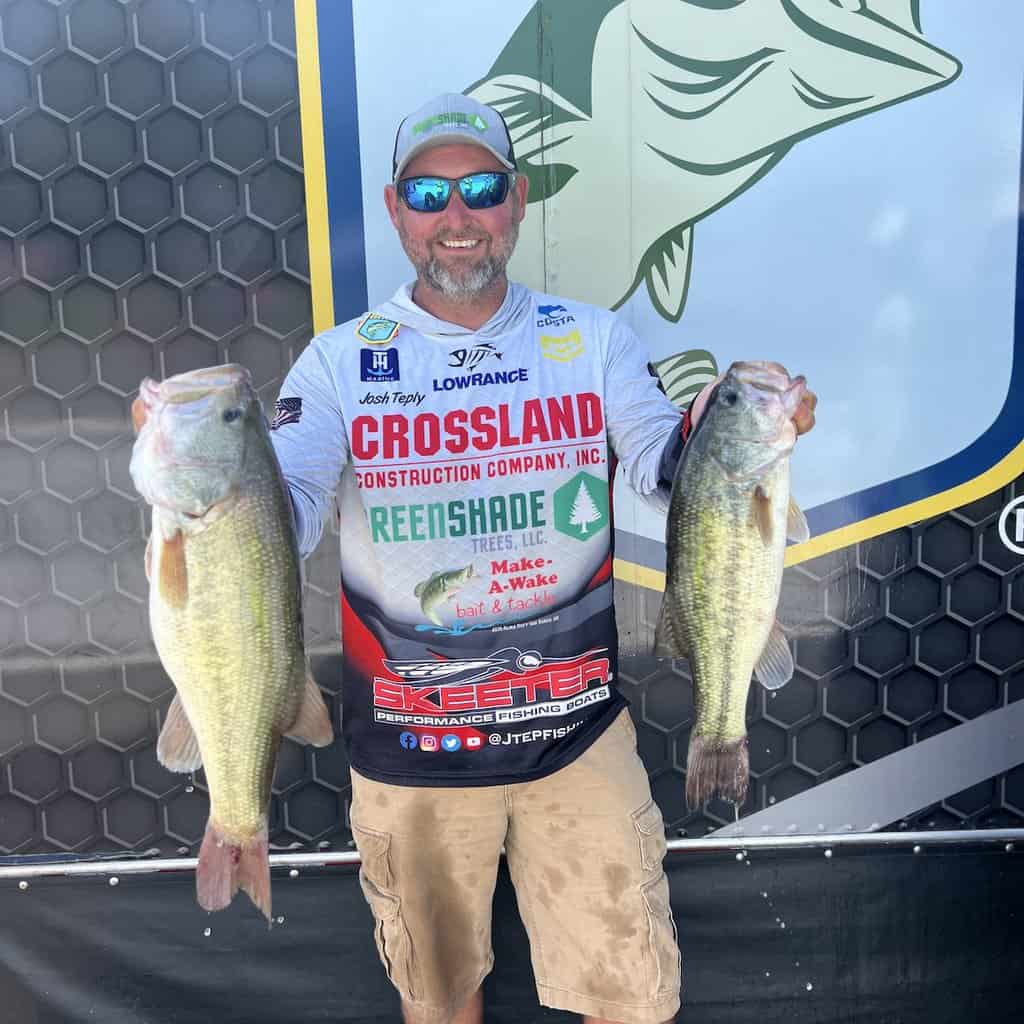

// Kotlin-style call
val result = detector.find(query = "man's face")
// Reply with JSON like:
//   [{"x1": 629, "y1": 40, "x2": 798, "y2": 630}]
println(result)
[{"x1": 385, "y1": 143, "x2": 528, "y2": 301}]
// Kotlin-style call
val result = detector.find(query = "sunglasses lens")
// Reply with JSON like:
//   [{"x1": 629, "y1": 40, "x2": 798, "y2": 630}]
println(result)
[
  {"x1": 459, "y1": 172, "x2": 510, "y2": 209},
  {"x1": 402, "y1": 177, "x2": 451, "y2": 212}
]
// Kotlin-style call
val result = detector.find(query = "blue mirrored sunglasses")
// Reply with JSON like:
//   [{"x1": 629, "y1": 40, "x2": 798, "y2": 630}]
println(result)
[{"x1": 398, "y1": 172, "x2": 516, "y2": 213}]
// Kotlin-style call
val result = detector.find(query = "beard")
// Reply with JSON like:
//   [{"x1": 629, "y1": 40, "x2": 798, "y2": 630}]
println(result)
[{"x1": 398, "y1": 215, "x2": 520, "y2": 302}]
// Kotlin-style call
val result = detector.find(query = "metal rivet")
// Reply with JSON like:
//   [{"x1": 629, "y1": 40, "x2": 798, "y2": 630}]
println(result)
[
  {"x1": 824, "y1": 849, "x2": 833, "y2": 858},
  {"x1": 289, "y1": 868, "x2": 299, "y2": 878},
  {"x1": 18, "y1": 881, "x2": 28, "y2": 891},
  {"x1": 108, "y1": 876, "x2": 119, "y2": 886},
  {"x1": 203, "y1": 927, "x2": 212, "y2": 937},
  {"x1": 735, "y1": 852, "x2": 745, "y2": 862},
  {"x1": 913, "y1": 845, "x2": 922, "y2": 854}
]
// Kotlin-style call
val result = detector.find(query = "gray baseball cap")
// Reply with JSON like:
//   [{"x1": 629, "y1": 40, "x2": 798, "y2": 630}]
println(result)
[{"x1": 392, "y1": 93, "x2": 517, "y2": 182}]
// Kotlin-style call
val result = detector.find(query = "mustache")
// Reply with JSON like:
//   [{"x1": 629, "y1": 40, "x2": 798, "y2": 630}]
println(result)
[{"x1": 430, "y1": 228, "x2": 493, "y2": 244}]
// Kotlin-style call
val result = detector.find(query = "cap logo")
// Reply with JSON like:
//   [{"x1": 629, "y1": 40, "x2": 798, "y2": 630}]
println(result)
[{"x1": 412, "y1": 111, "x2": 488, "y2": 135}]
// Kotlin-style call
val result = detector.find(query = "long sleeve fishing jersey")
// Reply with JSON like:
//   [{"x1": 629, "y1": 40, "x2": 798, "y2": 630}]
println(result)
[{"x1": 270, "y1": 282, "x2": 681, "y2": 786}]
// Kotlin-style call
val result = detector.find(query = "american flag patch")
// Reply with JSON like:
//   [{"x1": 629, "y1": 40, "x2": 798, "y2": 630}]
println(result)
[{"x1": 271, "y1": 397, "x2": 302, "y2": 430}]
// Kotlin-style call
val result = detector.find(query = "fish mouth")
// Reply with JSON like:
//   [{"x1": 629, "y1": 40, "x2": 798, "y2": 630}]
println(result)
[{"x1": 780, "y1": 0, "x2": 961, "y2": 84}]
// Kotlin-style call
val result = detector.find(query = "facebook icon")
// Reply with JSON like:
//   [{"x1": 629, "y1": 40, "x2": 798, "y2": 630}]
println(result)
[
  {"x1": 399, "y1": 732, "x2": 418, "y2": 750},
  {"x1": 360, "y1": 347, "x2": 400, "y2": 382}
]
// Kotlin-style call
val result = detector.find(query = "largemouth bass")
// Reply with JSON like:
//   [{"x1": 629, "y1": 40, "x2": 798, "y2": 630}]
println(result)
[
  {"x1": 129, "y1": 364, "x2": 333, "y2": 920},
  {"x1": 656, "y1": 362, "x2": 809, "y2": 808},
  {"x1": 415, "y1": 564, "x2": 476, "y2": 626}
]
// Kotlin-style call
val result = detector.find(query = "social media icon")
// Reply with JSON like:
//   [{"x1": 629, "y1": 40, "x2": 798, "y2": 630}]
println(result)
[
  {"x1": 399, "y1": 732, "x2": 418, "y2": 750},
  {"x1": 420, "y1": 735, "x2": 438, "y2": 752},
  {"x1": 441, "y1": 734, "x2": 461, "y2": 752},
  {"x1": 466, "y1": 735, "x2": 482, "y2": 749}
]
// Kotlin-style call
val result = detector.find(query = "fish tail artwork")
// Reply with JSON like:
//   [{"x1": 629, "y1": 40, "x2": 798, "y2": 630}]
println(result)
[{"x1": 468, "y1": 0, "x2": 960, "y2": 320}]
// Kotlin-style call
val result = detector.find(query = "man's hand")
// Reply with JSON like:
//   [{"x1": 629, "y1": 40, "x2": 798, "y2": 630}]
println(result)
[{"x1": 689, "y1": 370, "x2": 817, "y2": 436}]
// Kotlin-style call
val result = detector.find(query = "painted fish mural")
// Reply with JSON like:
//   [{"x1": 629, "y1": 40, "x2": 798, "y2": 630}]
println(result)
[{"x1": 468, "y1": 0, "x2": 960, "y2": 321}]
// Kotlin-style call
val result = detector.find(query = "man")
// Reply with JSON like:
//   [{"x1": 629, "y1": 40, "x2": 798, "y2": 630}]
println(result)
[{"x1": 271, "y1": 93, "x2": 815, "y2": 1024}]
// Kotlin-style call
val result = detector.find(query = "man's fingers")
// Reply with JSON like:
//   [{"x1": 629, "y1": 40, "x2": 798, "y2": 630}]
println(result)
[{"x1": 794, "y1": 390, "x2": 817, "y2": 436}]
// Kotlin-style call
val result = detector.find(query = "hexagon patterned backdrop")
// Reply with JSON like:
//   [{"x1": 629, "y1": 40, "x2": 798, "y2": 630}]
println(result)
[
  {"x1": 0, "y1": 0, "x2": 1021, "y2": 861},
  {"x1": 0, "y1": 0, "x2": 348, "y2": 857}
]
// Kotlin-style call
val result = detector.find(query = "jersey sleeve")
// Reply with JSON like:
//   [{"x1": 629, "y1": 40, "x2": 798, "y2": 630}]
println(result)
[
  {"x1": 270, "y1": 336, "x2": 350, "y2": 558},
  {"x1": 602, "y1": 317, "x2": 683, "y2": 507}
]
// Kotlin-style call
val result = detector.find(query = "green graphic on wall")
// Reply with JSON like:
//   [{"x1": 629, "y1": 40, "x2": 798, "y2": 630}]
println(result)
[
  {"x1": 553, "y1": 472, "x2": 610, "y2": 541},
  {"x1": 469, "y1": 0, "x2": 960, "y2": 321}
]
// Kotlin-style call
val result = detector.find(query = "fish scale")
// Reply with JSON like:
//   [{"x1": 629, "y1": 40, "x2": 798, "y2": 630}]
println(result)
[{"x1": 152, "y1": 485, "x2": 303, "y2": 843}]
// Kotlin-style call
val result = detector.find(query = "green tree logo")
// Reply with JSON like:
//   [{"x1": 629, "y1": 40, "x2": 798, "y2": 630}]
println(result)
[{"x1": 553, "y1": 472, "x2": 608, "y2": 542}]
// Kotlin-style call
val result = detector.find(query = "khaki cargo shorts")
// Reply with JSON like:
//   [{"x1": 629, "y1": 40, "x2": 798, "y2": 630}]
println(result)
[{"x1": 349, "y1": 708, "x2": 681, "y2": 1024}]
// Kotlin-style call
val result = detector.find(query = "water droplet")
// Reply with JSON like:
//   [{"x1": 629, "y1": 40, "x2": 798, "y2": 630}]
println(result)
[
  {"x1": 18, "y1": 881, "x2": 28, "y2": 891},
  {"x1": 108, "y1": 876, "x2": 119, "y2": 887},
  {"x1": 1005, "y1": 843, "x2": 1015, "y2": 853},
  {"x1": 913, "y1": 845, "x2": 922, "y2": 855},
  {"x1": 770, "y1": 692, "x2": 777, "y2": 699},
  {"x1": 765, "y1": 971, "x2": 771, "y2": 978},
  {"x1": 276, "y1": 915, "x2": 285, "y2": 925},
  {"x1": 735, "y1": 852, "x2": 745, "y2": 862},
  {"x1": 780, "y1": 922, "x2": 786, "y2": 929},
  {"x1": 289, "y1": 868, "x2": 299, "y2": 879},
  {"x1": 203, "y1": 927, "x2": 212, "y2": 937},
  {"x1": 761, "y1": 892, "x2": 768, "y2": 899},
  {"x1": 824, "y1": 849, "x2": 833, "y2": 859},
  {"x1": 185, "y1": 785, "x2": 194, "y2": 794},
  {"x1": 768, "y1": 796, "x2": 776, "y2": 805},
  {"x1": 806, "y1": 982, "x2": 814, "y2": 991},
  {"x1": 177, "y1": 846, "x2": 189, "y2": 855}
]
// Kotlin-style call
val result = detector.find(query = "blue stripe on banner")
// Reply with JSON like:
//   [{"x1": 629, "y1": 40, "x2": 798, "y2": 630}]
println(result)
[
  {"x1": 317, "y1": 0, "x2": 368, "y2": 324},
  {"x1": 806, "y1": 94, "x2": 1024, "y2": 538}
]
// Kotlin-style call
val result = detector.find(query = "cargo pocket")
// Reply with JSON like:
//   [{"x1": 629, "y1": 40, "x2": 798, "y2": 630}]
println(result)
[
  {"x1": 631, "y1": 798, "x2": 667, "y2": 873},
  {"x1": 352, "y1": 824, "x2": 416, "y2": 1000},
  {"x1": 640, "y1": 872, "x2": 682, "y2": 999}
]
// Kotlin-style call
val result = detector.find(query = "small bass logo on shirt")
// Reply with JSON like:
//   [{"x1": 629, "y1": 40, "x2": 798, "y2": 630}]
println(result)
[
  {"x1": 361, "y1": 348, "x2": 400, "y2": 383},
  {"x1": 540, "y1": 330, "x2": 583, "y2": 363},
  {"x1": 357, "y1": 314, "x2": 400, "y2": 344},
  {"x1": 270, "y1": 397, "x2": 302, "y2": 430}
]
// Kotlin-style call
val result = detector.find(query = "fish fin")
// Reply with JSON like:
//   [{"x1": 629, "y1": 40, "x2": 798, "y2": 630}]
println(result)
[
  {"x1": 653, "y1": 601, "x2": 687, "y2": 659},
  {"x1": 753, "y1": 486, "x2": 774, "y2": 546},
  {"x1": 285, "y1": 672, "x2": 334, "y2": 747},
  {"x1": 156, "y1": 693, "x2": 203, "y2": 772},
  {"x1": 650, "y1": 348, "x2": 718, "y2": 411},
  {"x1": 144, "y1": 535, "x2": 152, "y2": 582},
  {"x1": 787, "y1": 496, "x2": 810, "y2": 543},
  {"x1": 197, "y1": 820, "x2": 271, "y2": 923},
  {"x1": 754, "y1": 621, "x2": 795, "y2": 691},
  {"x1": 639, "y1": 224, "x2": 694, "y2": 323},
  {"x1": 466, "y1": 74, "x2": 586, "y2": 202},
  {"x1": 413, "y1": 581, "x2": 426, "y2": 599},
  {"x1": 158, "y1": 530, "x2": 188, "y2": 609},
  {"x1": 686, "y1": 733, "x2": 749, "y2": 808}
]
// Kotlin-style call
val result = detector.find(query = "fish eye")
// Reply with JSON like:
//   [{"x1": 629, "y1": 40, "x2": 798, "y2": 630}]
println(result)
[
  {"x1": 222, "y1": 408, "x2": 243, "y2": 423},
  {"x1": 720, "y1": 390, "x2": 738, "y2": 407}
]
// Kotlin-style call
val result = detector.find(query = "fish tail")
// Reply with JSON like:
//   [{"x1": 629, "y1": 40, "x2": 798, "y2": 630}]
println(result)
[
  {"x1": 685, "y1": 733, "x2": 749, "y2": 808},
  {"x1": 196, "y1": 820, "x2": 271, "y2": 922}
]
